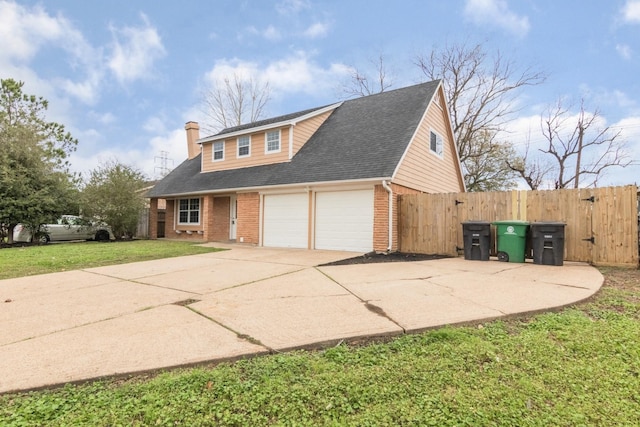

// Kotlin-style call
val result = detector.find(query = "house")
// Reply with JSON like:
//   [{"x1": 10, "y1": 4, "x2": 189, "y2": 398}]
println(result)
[{"x1": 147, "y1": 80, "x2": 465, "y2": 253}]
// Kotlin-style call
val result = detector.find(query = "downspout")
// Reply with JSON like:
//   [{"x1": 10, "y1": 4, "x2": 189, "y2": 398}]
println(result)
[{"x1": 382, "y1": 180, "x2": 393, "y2": 253}]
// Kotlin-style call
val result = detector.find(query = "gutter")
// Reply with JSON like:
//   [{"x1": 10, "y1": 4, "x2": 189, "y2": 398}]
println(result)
[
  {"x1": 148, "y1": 176, "x2": 390, "y2": 199},
  {"x1": 381, "y1": 180, "x2": 393, "y2": 253}
]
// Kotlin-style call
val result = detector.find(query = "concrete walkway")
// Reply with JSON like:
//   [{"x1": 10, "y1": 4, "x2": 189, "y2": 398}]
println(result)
[{"x1": 0, "y1": 245, "x2": 603, "y2": 394}]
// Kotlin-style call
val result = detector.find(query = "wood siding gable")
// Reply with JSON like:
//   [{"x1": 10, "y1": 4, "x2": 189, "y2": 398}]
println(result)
[
  {"x1": 392, "y1": 84, "x2": 465, "y2": 193},
  {"x1": 200, "y1": 108, "x2": 336, "y2": 173}
]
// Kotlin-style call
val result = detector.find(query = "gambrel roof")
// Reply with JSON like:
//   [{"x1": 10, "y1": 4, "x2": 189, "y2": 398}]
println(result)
[{"x1": 148, "y1": 80, "x2": 441, "y2": 197}]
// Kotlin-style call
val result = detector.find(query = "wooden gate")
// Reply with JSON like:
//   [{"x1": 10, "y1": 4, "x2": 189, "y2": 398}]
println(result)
[{"x1": 398, "y1": 185, "x2": 638, "y2": 267}]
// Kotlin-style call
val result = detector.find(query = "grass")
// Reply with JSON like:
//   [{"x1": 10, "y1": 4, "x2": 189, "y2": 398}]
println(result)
[
  {"x1": 0, "y1": 247, "x2": 638, "y2": 425},
  {"x1": 0, "y1": 240, "x2": 224, "y2": 280}
]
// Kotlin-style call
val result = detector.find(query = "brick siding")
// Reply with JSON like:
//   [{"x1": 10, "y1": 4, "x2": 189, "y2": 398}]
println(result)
[
  {"x1": 237, "y1": 192, "x2": 260, "y2": 244},
  {"x1": 373, "y1": 183, "x2": 421, "y2": 252}
]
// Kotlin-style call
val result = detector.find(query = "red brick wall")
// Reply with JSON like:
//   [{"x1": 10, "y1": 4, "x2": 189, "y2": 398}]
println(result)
[
  {"x1": 210, "y1": 196, "x2": 230, "y2": 241},
  {"x1": 373, "y1": 185, "x2": 389, "y2": 252},
  {"x1": 373, "y1": 183, "x2": 421, "y2": 252},
  {"x1": 202, "y1": 195, "x2": 214, "y2": 241},
  {"x1": 237, "y1": 192, "x2": 260, "y2": 244},
  {"x1": 165, "y1": 199, "x2": 174, "y2": 234},
  {"x1": 149, "y1": 198, "x2": 158, "y2": 239}
]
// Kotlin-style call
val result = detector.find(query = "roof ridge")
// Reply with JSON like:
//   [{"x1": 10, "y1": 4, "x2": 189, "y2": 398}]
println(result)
[{"x1": 209, "y1": 80, "x2": 440, "y2": 138}]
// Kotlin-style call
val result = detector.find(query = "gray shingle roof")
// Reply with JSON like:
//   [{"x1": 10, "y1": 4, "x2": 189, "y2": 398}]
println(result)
[
  {"x1": 212, "y1": 105, "x2": 332, "y2": 137},
  {"x1": 148, "y1": 80, "x2": 440, "y2": 198}
]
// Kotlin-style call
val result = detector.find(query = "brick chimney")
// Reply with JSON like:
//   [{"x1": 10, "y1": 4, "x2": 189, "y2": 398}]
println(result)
[{"x1": 185, "y1": 121, "x2": 201, "y2": 159}]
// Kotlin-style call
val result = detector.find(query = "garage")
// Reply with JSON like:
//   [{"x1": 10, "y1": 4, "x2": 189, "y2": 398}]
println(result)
[
  {"x1": 263, "y1": 193, "x2": 309, "y2": 248},
  {"x1": 315, "y1": 189, "x2": 374, "y2": 253}
]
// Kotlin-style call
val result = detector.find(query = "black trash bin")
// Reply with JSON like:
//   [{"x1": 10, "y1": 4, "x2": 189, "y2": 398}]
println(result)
[
  {"x1": 462, "y1": 221, "x2": 491, "y2": 261},
  {"x1": 531, "y1": 222, "x2": 566, "y2": 266}
]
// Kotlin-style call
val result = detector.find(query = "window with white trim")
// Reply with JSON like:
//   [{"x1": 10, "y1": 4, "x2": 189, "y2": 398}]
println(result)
[
  {"x1": 213, "y1": 141, "x2": 224, "y2": 161},
  {"x1": 265, "y1": 130, "x2": 280, "y2": 153},
  {"x1": 178, "y1": 198, "x2": 200, "y2": 224},
  {"x1": 237, "y1": 135, "x2": 250, "y2": 157},
  {"x1": 429, "y1": 130, "x2": 443, "y2": 157}
]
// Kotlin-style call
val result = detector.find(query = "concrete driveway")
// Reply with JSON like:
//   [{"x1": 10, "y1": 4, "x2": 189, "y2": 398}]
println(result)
[{"x1": 0, "y1": 244, "x2": 603, "y2": 394}]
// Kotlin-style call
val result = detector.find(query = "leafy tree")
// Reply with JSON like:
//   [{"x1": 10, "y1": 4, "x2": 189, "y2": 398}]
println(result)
[
  {"x1": 81, "y1": 160, "x2": 147, "y2": 239},
  {"x1": 415, "y1": 42, "x2": 546, "y2": 191},
  {"x1": 463, "y1": 130, "x2": 519, "y2": 192},
  {"x1": 0, "y1": 78, "x2": 78, "y2": 242},
  {"x1": 200, "y1": 73, "x2": 271, "y2": 135}
]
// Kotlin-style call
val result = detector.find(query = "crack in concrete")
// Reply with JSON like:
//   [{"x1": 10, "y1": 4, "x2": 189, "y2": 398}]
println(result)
[
  {"x1": 183, "y1": 306, "x2": 272, "y2": 352},
  {"x1": 542, "y1": 281, "x2": 593, "y2": 290},
  {"x1": 315, "y1": 267, "x2": 406, "y2": 333},
  {"x1": 209, "y1": 268, "x2": 307, "y2": 293}
]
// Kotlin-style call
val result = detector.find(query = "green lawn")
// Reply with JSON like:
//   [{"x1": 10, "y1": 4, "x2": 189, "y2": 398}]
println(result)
[
  {"x1": 0, "y1": 240, "x2": 223, "y2": 280},
  {"x1": 0, "y1": 244, "x2": 638, "y2": 426}
]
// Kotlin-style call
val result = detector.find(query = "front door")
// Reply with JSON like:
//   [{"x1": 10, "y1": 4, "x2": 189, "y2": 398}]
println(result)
[{"x1": 229, "y1": 195, "x2": 237, "y2": 240}]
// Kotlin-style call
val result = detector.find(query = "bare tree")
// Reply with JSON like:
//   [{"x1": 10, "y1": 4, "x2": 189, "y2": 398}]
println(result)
[
  {"x1": 506, "y1": 137, "x2": 554, "y2": 190},
  {"x1": 341, "y1": 54, "x2": 394, "y2": 98},
  {"x1": 415, "y1": 42, "x2": 546, "y2": 190},
  {"x1": 200, "y1": 73, "x2": 271, "y2": 134},
  {"x1": 536, "y1": 99, "x2": 629, "y2": 188}
]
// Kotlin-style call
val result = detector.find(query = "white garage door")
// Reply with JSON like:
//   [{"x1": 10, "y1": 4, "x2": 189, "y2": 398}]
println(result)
[
  {"x1": 315, "y1": 189, "x2": 374, "y2": 253},
  {"x1": 263, "y1": 193, "x2": 309, "y2": 248}
]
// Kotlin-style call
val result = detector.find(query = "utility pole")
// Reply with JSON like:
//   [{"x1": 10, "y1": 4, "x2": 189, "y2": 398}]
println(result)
[
  {"x1": 574, "y1": 121, "x2": 584, "y2": 189},
  {"x1": 154, "y1": 151, "x2": 173, "y2": 178}
]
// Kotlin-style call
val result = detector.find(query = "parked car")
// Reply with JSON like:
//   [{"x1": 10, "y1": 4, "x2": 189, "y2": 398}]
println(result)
[{"x1": 13, "y1": 215, "x2": 115, "y2": 243}]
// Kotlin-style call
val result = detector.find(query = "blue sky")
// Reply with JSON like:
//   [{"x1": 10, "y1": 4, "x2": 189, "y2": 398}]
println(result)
[{"x1": 2, "y1": 0, "x2": 639, "y2": 187}]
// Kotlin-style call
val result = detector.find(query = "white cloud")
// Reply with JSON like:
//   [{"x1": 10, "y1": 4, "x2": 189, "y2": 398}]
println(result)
[
  {"x1": 107, "y1": 13, "x2": 166, "y2": 84},
  {"x1": 463, "y1": 0, "x2": 530, "y2": 37},
  {"x1": 204, "y1": 58, "x2": 264, "y2": 84},
  {"x1": 0, "y1": 1, "x2": 64, "y2": 62},
  {"x1": 0, "y1": 1, "x2": 102, "y2": 104},
  {"x1": 276, "y1": 0, "x2": 310, "y2": 15},
  {"x1": 242, "y1": 25, "x2": 282, "y2": 42},
  {"x1": 58, "y1": 71, "x2": 103, "y2": 105},
  {"x1": 262, "y1": 52, "x2": 351, "y2": 95},
  {"x1": 89, "y1": 111, "x2": 116, "y2": 125},
  {"x1": 578, "y1": 85, "x2": 639, "y2": 115},
  {"x1": 616, "y1": 43, "x2": 633, "y2": 59},
  {"x1": 143, "y1": 115, "x2": 169, "y2": 134},
  {"x1": 303, "y1": 22, "x2": 330, "y2": 38},
  {"x1": 622, "y1": 0, "x2": 640, "y2": 23},
  {"x1": 70, "y1": 132, "x2": 185, "y2": 180},
  {"x1": 203, "y1": 52, "x2": 351, "y2": 103},
  {"x1": 263, "y1": 25, "x2": 282, "y2": 41}
]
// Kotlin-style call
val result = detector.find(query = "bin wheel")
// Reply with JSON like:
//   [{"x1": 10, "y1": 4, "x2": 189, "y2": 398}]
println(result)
[{"x1": 497, "y1": 251, "x2": 509, "y2": 262}]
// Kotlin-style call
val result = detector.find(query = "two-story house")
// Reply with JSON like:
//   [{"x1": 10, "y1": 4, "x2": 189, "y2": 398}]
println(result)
[{"x1": 147, "y1": 79, "x2": 465, "y2": 253}]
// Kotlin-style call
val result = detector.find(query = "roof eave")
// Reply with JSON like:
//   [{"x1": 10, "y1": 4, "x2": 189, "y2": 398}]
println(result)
[{"x1": 146, "y1": 175, "x2": 391, "y2": 198}]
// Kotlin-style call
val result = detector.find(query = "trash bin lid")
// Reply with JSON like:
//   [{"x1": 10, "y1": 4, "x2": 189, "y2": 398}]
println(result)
[
  {"x1": 462, "y1": 221, "x2": 491, "y2": 225},
  {"x1": 492, "y1": 220, "x2": 530, "y2": 225},
  {"x1": 531, "y1": 221, "x2": 566, "y2": 226}
]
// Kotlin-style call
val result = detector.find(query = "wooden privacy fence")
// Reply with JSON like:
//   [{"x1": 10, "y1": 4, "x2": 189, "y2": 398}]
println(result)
[{"x1": 398, "y1": 185, "x2": 639, "y2": 267}]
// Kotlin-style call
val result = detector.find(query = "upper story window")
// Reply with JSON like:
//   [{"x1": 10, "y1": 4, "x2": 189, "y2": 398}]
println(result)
[
  {"x1": 178, "y1": 198, "x2": 200, "y2": 224},
  {"x1": 237, "y1": 135, "x2": 250, "y2": 158},
  {"x1": 266, "y1": 130, "x2": 280, "y2": 153},
  {"x1": 430, "y1": 130, "x2": 443, "y2": 157},
  {"x1": 213, "y1": 141, "x2": 224, "y2": 161}
]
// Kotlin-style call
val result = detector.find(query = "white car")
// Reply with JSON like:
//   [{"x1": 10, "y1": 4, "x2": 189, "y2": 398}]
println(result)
[{"x1": 13, "y1": 215, "x2": 115, "y2": 243}]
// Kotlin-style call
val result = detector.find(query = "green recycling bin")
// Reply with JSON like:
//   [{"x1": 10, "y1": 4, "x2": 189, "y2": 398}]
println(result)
[{"x1": 492, "y1": 220, "x2": 529, "y2": 263}]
